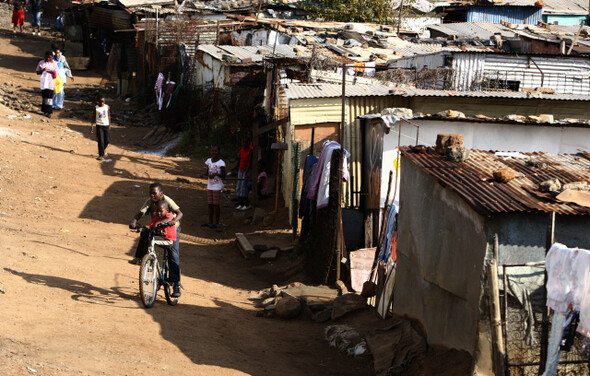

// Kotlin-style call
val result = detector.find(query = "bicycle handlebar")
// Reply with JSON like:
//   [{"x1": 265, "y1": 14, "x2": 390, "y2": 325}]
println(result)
[{"x1": 131, "y1": 222, "x2": 173, "y2": 232}]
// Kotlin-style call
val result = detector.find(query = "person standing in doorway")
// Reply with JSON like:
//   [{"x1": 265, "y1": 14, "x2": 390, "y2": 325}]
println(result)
[
  {"x1": 90, "y1": 94, "x2": 111, "y2": 161},
  {"x1": 29, "y1": 0, "x2": 41, "y2": 35},
  {"x1": 235, "y1": 136, "x2": 252, "y2": 210},
  {"x1": 35, "y1": 50, "x2": 57, "y2": 118}
]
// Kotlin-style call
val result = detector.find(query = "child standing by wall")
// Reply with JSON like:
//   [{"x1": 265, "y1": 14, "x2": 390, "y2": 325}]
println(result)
[
  {"x1": 90, "y1": 94, "x2": 111, "y2": 161},
  {"x1": 235, "y1": 137, "x2": 252, "y2": 210},
  {"x1": 204, "y1": 145, "x2": 225, "y2": 229},
  {"x1": 12, "y1": 0, "x2": 25, "y2": 34}
]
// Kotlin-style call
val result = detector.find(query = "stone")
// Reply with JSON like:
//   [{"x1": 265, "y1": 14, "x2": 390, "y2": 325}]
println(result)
[
  {"x1": 446, "y1": 146, "x2": 470, "y2": 162},
  {"x1": 259, "y1": 297, "x2": 276, "y2": 308},
  {"x1": 563, "y1": 181, "x2": 588, "y2": 190},
  {"x1": 252, "y1": 207, "x2": 266, "y2": 223},
  {"x1": 526, "y1": 91, "x2": 543, "y2": 99},
  {"x1": 270, "y1": 284, "x2": 281, "y2": 297},
  {"x1": 536, "y1": 87, "x2": 556, "y2": 94},
  {"x1": 505, "y1": 114, "x2": 526, "y2": 122},
  {"x1": 259, "y1": 249, "x2": 278, "y2": 260},
  {"x1": 262, "y1": 215, "x2": 274, "y2": 227},
  {"x1": 435, "y1": 134, "x2": 464, "y2": 155},
  {"x1": 539, "y1": 178, "x2": 562, "y2": 192},
  {"x1": 331, "y1": 293, "x2": 368, "y2": 320},
  {"x1": 313, "y1": 308, "x2": 333, "y2": 323},
  {"x1": 526, "y1": 159, "x2": 547, "y2": 169},
  {"x1": 335, "y1": 280, "x2": 349, "y2": 295},
  {"x1": 381, "y1": 107, "x2": 413, "y2": 118},
  {"x1": 254, "y1": 244, "x2": 269, "y2": 252},
  {"x1": 493, "y1": 168, "x2": 517, "y2": 183},
  {"x1": 475, "y1": 114, "x2": 490, "y2": 119},
  {"x1": 539, "y1": 114, "x2": 554, "y2": 123},
  {"x1": 528, "y1": 115, "x2": 542, "y2": 123},
  {"x1": 275, "y1": 296, "x2": 302, "y2": 319},
  {"x1": 436, "y1": 110, "x2": 465, "y2": 118}
]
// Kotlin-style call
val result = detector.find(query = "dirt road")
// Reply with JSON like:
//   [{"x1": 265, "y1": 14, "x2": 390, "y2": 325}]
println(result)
[{"x1": 0, "y1": 26, "x2": 374, "y2": 375}]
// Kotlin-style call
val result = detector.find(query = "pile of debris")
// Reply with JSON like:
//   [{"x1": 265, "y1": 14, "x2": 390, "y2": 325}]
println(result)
[
  {"x1": 0, "y1": 82, "x2": 34, "y2": 112},
  {"x1": 251, "y1": 282, "x2": 367, "y2": 322}
]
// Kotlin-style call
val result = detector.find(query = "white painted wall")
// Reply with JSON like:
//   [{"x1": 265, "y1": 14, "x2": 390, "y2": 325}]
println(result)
[{"x1": 380, "y1": 118, "x2": 590, "y2": 207}]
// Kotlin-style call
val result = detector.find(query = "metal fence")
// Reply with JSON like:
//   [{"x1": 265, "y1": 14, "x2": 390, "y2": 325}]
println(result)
[{"x1": 502, "y1": 265, "x2": 589, "y2": 376}]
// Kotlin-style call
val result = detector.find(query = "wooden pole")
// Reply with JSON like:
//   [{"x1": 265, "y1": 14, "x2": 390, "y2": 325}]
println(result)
[
  {"x1": 538, "y1": 211, "x2": 556, "y2": 375},
  {"x1": 336, "y1": 63, "x2": 346, "y2": 282},
  {"x1": 566, "y1": 21, "x2": 585, "y2": 55},
  {"x1": 489, "y1": 234, "x2": 506, "y2": 376},
  {"x1": 503, "y1": 265, "x2": 510, "y2": 375}
]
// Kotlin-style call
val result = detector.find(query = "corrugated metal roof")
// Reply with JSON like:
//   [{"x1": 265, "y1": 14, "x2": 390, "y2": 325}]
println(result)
[
  {"x1": 118, "y1": 0, "x2": 174, "y2": 9},
  {"x1": 198, "y1": 44, "x2": 301, "y2": 62},
  {"x1": 466, "y1": 6, "x2": 542, "y2": 24},
  {"x1": 401, "y1": 147, "x2": 590, "y2": 215},
  {"x1": 498, "y1": 0, "x2": 589, "y2": 14},
  {"x1": 428, "y1": 22, "x2": 517, "y2": 39},
  {"x1": 392, "y1": 43, "x2": 496, "y2": 57},
  {"x1": 389, "y1": 88, "x2": 590, "y2": 101},
  {"x1": 286, "y1": 83, "x2": 393, "y2": 99}
]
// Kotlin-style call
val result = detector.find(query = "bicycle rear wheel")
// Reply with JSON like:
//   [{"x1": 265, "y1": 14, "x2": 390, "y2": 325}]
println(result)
[
  {"x1": 163, "y1": 261, "x2": 179, "y2": 306},
  {"x1": 139, "y1": 253, "x2": 158, "y2": 308}
]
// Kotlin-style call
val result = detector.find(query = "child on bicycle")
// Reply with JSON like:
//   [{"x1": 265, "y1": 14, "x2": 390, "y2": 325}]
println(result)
[
  {"x1": 129, "y1": 182, "x2": 183, "y2": 297},
  {"x1": 203, "y1": 145, "x2": 225, "y2": 229},
  {"x1": 150, "y1": 200, "x2": 177, "y2": 241}
]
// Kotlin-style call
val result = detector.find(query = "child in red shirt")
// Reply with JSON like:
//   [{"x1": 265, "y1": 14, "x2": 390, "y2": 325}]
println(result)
[
  {"x1": 236, "y1": 136, "x2": 252, "y2": 210},
  {"x1": 149, "y1": 200, "x2": 177, "y2": 241}
]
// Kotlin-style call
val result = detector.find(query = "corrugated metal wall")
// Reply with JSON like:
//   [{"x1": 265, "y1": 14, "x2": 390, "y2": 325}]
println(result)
[
  {"x1": 287, "y1": 95, "x2": 393, "y2": 209},
  {"x1": 466, "y1": 6, "x2": 542, "y2": 24},
  {"x1": 452, "y1": 53, "x2": 485, "y2": 91},
  {"x1": 452, "y1": 52, "x2": 590, "y2": 94}
]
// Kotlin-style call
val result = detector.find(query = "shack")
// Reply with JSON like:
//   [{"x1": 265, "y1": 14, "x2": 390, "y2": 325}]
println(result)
[{"x1": 394, "y1": 146, "x2": 590, "y2": 373}]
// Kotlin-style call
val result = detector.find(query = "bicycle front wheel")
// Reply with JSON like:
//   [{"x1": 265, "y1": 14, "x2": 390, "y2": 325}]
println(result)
[{"x1": 139, "y1": 253, "x2": 158, "y2": 308}]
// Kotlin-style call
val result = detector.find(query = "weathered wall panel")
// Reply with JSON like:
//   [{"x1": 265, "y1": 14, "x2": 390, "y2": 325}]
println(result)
[{"x1": 393, "y1": 156, "x2": 488, "y2": 354}]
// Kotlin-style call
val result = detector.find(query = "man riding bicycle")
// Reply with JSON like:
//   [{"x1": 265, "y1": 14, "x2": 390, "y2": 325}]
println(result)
[{"x1": 129, "y1": 182, "x2": 183, "y2": 297}]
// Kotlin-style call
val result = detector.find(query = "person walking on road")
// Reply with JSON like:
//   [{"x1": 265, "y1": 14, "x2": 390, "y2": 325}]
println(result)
[
  {"x1": 52, "y1": 44, "x2": 73, "y2": 110},
  {"x1": 29, "y1": 0, "x2": 41, "y2": 35},
  {"x1": 35, "y1": 50, "x2": 57, "y2": 118},
  {"x1": 90, "y1": 94, "x2": 111, "y2": 161}
]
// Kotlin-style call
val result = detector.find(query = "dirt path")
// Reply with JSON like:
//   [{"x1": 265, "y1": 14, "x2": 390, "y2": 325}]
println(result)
[{"x1": 0, "y1": 25, "x2": 375, "y2": 375}]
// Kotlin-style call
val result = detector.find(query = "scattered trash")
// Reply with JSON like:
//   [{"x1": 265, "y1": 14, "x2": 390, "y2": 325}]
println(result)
[
  {"x1": 60, "y1": 229, "x2": 69, "y2": 233},
  {"x1": 6, "y1": 115, "x2": 16, "y2": 119},
  {"x1": 134, "y1": 185, "x2": 141, "y2": 188},
  {"x1": 0, "y1": 288, "x2": 5, "y2": 294},
  {"x1": 0, "y1": 212, "x2": 8, "y2": 215},
  {"x1": 34, "y1": 197, "x2": 41, "y2": 201},
  {"x1": 101, "y1": 159, "x2": 113, "y2": 163},
  {"x1": 39, "y1": 155, "x2": 48, "y2": 159},
  {"x1": 26, "y1": 366, "x2": 37, "y2": 373},
  {"x1": 22, "y1": 114, "x2": 31, "y2": 119},
  {"x1": 31, "y1": 131, "x2": 39, "y2": 135},
  {"x1": 125, "y1": 97, "x2": 131, "y2": 102}
]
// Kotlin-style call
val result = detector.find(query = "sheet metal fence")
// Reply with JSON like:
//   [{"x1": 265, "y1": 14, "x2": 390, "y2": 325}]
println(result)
[{"x1": 502, "y1": 264, "x2": 589, "y2": 376}]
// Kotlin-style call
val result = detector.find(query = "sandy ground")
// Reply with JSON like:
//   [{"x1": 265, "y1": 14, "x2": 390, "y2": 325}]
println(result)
[{"x1": 0, "y1": 21, "x2": 379, "y2": 376}]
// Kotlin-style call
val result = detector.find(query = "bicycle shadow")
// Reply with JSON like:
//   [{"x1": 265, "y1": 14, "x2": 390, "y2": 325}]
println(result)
[{"x1": 4, "y1": 268, "x2": 136, "y2": 306}]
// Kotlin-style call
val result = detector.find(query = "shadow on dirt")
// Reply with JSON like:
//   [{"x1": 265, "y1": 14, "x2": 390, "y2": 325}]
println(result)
[{"x1": 4, "y1": 268, "x2": 136, "y2": 306}]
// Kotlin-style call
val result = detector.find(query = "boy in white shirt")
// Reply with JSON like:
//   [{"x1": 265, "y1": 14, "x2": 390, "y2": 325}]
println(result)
[
  {"x1": 203, "y1": 145, "x2": 226, "y2": 229},
  {"x1": 90, "y1": 94, "x2": 111, "y2": 161}
]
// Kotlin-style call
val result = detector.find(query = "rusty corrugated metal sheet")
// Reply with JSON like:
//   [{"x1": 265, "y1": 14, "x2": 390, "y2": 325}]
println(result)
[{"x1": 401, "y1": 147, "x2": 590, "y2": 215}]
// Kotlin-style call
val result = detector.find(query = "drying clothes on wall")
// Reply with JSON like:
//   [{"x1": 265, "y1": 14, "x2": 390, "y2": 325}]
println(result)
[
  {"x1": 541, "y1": 243, "x2": 590, "y2": 376},
  {"x1": 306, "y1": 141, "x2": 350, "y2": 210},
  {"x1": 545, "y1": 242, "x2": 590, "y2": 337},
  {"x1": 299, "y1": 155, "x2": 318, "y2": 238},
  {"x1": 379, "y1": 204, "x2": 398, "y2": 262},
  {"x1": 154, "y1": 73, "x2": 164, "y2": 110}
]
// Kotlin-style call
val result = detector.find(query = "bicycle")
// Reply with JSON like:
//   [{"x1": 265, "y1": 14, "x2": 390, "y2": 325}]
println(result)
[{"x1": 133, "y1": 223, "x2": 179, "y2": 308}]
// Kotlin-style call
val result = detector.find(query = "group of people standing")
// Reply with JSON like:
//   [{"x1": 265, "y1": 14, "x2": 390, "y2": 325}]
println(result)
[
  {"x1": 35, "y1": 44, "x2": 73, "y2": 117},
  {"x1": 11, "y1": 0, "x2": 42, "y2": 35}
]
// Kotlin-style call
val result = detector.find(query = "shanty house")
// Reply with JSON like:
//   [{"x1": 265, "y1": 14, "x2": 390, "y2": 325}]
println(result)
[
  {"x1": 394, "y1": 146, "x2": 590, "y2": 373},
  {"x1": 391, "y1": 51, "x2": 590, "y2": 95}
]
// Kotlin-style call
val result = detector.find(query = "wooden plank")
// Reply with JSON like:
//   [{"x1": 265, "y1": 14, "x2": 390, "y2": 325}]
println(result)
[
  {"x1": 253, "y1": 117, "x2": 289, "y2": 136},
  {"x1": 235, "y1": 233, "x2": 255, "y2": 259}
]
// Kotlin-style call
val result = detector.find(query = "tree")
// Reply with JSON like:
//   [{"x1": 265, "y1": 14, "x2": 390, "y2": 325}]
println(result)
[{"x1": 302, "y1": 0, "x2": 417, "y2": 25}]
